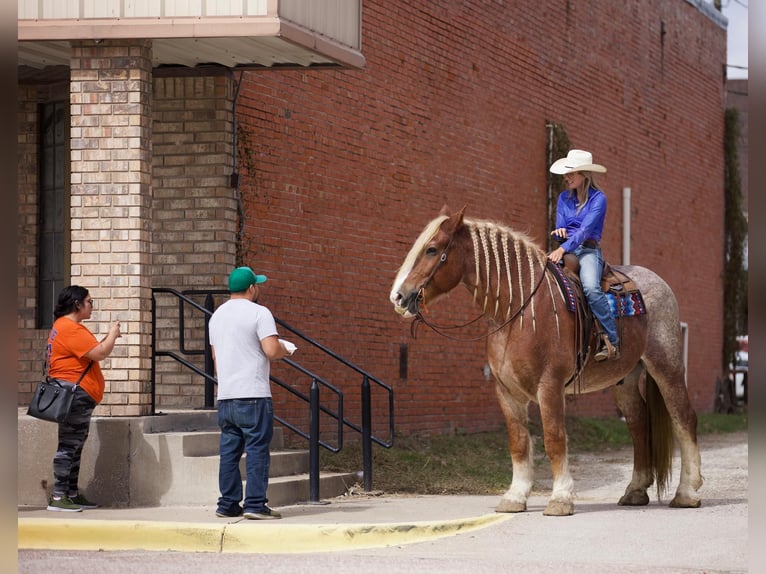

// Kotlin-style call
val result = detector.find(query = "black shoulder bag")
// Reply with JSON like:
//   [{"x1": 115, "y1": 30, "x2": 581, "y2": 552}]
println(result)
[{"x1": 27, "y1": 361, "x2": 93, "y2": 423}]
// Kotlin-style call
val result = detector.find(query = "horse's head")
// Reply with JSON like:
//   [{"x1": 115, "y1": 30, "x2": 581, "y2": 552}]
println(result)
[{"x1": 390, "y1": 206, "x2": 467, "y2": 317}]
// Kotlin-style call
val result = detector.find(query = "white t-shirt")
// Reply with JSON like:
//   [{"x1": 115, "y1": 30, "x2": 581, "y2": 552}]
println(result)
[{"x1": 208, "y1": 298, "x2": 278, "y2": 400}]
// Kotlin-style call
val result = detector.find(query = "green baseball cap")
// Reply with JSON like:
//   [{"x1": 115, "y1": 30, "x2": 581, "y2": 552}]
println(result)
[{"x1": 228, "y1": 266, "x2": 267, "y2": 292}]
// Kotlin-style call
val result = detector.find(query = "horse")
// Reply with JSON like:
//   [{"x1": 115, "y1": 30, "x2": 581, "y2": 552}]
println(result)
[{"x1": 389, "y1": 205, "x2": 702, "y2": 516}]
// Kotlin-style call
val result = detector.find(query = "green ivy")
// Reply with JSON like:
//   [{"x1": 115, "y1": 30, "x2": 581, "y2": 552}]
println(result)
[
  {"x1": 722, "y1": 107, "x2": 748, "y2": 370},
  {"x1": 546, "y1": 122, "x2": 571, "y2": 252}
]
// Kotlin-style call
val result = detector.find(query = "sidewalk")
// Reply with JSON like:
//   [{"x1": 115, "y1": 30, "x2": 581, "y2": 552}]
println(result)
[{"x1": 18, "y1": 493, "x2": 511, "y2": 553}]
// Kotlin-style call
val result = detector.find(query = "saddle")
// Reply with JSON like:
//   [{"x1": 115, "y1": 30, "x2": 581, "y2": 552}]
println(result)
[
  {"x1": 561, "y1": 253, "x2": 639, "y2": 294},
  {"x1": 549, "y1": 254, "x2": 645, "y2": 387}
]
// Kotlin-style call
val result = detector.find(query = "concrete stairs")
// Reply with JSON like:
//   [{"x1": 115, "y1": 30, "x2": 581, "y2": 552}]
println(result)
[{"x1": 17, "y1": 409, "x2": 357, "y2": 508}]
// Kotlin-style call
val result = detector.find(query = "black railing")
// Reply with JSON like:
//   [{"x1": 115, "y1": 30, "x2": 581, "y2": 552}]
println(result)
[{"x1": 150, "y1": 288, "x2": 394, "y2": 499}]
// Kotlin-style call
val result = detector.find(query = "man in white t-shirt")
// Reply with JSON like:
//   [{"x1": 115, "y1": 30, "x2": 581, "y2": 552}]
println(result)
[{"x1": 209, "y1": 266, "x2": 292, "y2": 520}]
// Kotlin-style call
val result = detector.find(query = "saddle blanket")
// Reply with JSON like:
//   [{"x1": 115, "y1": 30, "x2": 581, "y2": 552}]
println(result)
[
  {"x1": 549, "y1": 261, "x2": 646, "y2": 318},
  {"x1": 605, "y1": 290, "x2": 646, "y2": 317}
]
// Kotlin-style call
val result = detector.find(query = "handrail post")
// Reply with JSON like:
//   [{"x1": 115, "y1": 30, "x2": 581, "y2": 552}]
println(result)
[
  {"x1": 309, "y1": 379, "x2": 320, "y2": 502},
  {"x1": 203, "y1": 293, "x2": 215, "y2": 409},
  {"x1": 150, "y1": 293, "x2": 157, "y2": 415},
  {"x1": 362, "y1": 374, "x2": 372, "y2": 491}
]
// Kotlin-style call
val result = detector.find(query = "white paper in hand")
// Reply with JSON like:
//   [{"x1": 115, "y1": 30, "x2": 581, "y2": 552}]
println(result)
[{"x1": 279, "y1": 339, "x2": 297, "y2": 355}]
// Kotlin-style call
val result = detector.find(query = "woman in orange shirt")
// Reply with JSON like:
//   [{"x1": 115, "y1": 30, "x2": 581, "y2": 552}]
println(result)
[{"x1": 45, "y1": 285, "x2": 121, "y2": 512}]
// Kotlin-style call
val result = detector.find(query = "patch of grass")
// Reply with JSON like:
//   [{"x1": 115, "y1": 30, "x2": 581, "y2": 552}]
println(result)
[
  {"x1": 696, "y1": 412, "x2": 748, "y2": 433},
  {"x1": 320, "y1": 413, "x2": 747, "y2": 495}
]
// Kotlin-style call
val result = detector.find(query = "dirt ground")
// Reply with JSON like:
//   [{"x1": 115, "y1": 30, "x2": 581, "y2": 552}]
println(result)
[{"x1": 557, "y1": 430, "x2": 748, "y2": 503}]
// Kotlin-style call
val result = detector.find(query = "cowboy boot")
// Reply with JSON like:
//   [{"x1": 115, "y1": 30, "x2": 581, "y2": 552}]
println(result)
[{"x1": 594, "y1": 334, "x2": 619, "y2": 362}]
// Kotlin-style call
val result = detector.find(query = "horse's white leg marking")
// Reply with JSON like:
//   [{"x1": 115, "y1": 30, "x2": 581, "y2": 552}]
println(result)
[
  {"x1": 671, "y1": 424, "x2": 703, "y2": 505},
  {"x1": 502, "y1": 450, "x2": 534, "y2": 505}
]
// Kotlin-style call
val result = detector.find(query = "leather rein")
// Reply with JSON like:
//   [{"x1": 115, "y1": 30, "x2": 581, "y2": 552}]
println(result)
[{"x1": 410, "y1": 232, "x2": 549, "y2": 342}]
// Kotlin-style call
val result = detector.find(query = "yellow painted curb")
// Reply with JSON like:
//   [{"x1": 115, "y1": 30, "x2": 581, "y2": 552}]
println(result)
[
  {"x1": 19, "y1": 513, "x2": 510, "y2": 554},
  {"x1": 223, "y1": 513, "x2": 510, "y2": 553},
  {"x1": 19, "y1": 518, "x2": 225, "y2": 552}
]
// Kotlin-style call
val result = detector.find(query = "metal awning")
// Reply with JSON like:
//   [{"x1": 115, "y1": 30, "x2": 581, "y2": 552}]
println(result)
[{"x1": 18, "y1": 0, "x2": 364, "y2": 70}]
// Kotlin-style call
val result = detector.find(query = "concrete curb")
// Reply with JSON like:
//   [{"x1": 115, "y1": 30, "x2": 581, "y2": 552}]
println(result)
[{"x1": 18, "y1": 513, "x2": 511, "y2": 553}]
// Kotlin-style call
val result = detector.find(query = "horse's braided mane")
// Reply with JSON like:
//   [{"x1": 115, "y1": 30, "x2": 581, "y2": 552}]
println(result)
[{"x1": 463, "y1": 217, "x2": 548, "y2": 320}]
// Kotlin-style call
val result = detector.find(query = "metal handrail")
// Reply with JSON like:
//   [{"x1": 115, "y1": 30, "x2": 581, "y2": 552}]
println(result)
[{"x1": 150, "y1": 287, "x2": 394, "y2": 497}]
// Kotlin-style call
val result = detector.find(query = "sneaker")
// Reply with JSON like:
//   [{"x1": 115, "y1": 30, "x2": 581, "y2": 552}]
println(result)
[
  {"x1": 243, "y1": 506, "x2": 282, "y2": 520},
  {"x1": 47, "y1": 496, "x2": 83, "y2": 512},
  {"x1": 69, "y1": 494, "x2": 98, "y2": 509},
  {"x1": 216, "y1": 507, "x2": 243, "y2": 518}
]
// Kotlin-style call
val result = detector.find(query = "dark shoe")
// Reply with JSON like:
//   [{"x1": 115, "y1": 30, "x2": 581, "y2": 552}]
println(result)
[
  {"x1": 244, "y1": 506, "x2": 282, "y2": 520},
  {"x1": 47, "y1": 496, "x2": 83, "y2": 512},
  {"x1": 216, "y1": 507, "x2": 243, "y2": 518},
  {"x1": 69, "y1": 494, "x2": 98, "y2": 509}
]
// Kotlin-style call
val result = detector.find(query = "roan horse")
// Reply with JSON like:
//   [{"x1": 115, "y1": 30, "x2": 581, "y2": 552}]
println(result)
[{"x1": 389, "y1": 206, "x2": 702, "y2": 516}]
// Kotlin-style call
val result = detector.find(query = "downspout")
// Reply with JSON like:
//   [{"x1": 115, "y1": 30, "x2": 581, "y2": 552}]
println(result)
[{"x1": 622, "y1": 187, "x2": 631, "y2": 265}]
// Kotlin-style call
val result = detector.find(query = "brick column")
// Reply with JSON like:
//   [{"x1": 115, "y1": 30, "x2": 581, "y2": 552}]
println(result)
[{"x1": 70, "y1": 40, "x2": 153, "y2": 416}]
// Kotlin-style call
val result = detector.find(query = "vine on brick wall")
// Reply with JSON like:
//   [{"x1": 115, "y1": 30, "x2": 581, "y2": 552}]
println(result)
[
  {"x1": 546, "y1": 122, "x2": 571, "y2": 252},
  {"x1": 235, "y1": 121, "x2": 256, "y2": 266},
  {"x1": 722, "y1": 108, "x2": 748, "y2": 370}
]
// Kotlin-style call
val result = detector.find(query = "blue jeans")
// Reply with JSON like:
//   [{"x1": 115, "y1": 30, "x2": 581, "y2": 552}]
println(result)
[
  {"x1": 574, "y1": 245, "x2": 619, "y2": 346},
  {"x1": 217, "y1": 398, "x2": 273, "y2": 514}
]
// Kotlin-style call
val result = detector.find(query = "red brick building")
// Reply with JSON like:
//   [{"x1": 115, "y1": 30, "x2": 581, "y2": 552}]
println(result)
[{"x1": 17, "y1": 0, "x2": 729, "y2": 435}]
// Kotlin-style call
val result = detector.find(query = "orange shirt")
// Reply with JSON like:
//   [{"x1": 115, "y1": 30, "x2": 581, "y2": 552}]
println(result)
[{"x1": 47, "y1": 317, "x2": 105, "y2": 403}]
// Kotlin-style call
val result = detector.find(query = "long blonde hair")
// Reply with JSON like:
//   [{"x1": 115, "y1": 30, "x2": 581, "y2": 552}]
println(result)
[{"x1": 569, "y1": 171, "x2": 602, "y2": 214}]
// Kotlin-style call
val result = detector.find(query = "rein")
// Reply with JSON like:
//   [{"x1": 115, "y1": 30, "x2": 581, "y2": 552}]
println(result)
[{"x1": 411, "y1": 243, "x2": 550, "y2": 342}]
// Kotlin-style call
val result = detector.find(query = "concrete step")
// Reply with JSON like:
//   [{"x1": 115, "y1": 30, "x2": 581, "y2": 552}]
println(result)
[
  {"x1": 17, "y1": 410, "x2": 356, "y2": 509},
  {"x1": 177, "y1": 428, "x2": 286, "y2": 456},
  {"x1": 267, "y1": 472, "x2": 358, "y2": 507}
]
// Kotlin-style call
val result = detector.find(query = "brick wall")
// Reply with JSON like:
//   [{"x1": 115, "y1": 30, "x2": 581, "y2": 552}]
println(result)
[
  {"x1": 17, "y1": 0, "x2": 727, "y2": 435},
  {"x1": 150, "y1": 71, "x2": 237, "y2": 409},
  {"x1": 68, "y1": 40, "x2": 155, "y2": 415},
  {"x1": 234, "y1": 0, "x2": 727, "y2": 432},
  {"x1": 17, "y1": 84, "x2": 46, "y2": 397}
]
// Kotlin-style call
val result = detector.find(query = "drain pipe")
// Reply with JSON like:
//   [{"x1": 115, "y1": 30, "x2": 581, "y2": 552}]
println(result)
[{"x1": 622, "y1": 187, "x2": 631, "y2": 265}]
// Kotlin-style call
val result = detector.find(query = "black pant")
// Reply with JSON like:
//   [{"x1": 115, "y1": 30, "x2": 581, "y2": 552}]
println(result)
[{"x1": 52, "y1": 385, "x2": 97, "y2": 496}]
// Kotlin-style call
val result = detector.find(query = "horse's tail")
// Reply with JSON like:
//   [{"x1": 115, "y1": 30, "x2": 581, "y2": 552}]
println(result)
[{"x1": 646, "y1": 370, "x2": 674, "y2": 500}]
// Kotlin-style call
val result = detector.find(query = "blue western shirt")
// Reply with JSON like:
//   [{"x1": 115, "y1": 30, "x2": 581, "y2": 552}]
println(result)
[{"x1": 555, "y1": 186, "x2": 607, "y2": 253}]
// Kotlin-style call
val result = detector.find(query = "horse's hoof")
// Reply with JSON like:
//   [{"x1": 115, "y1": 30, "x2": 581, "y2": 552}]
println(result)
[
  {"x1": 618, "y1": 491, "x2": 650, "y2": 506},
  {"x1": 495, "y1": 499, "x2": 526, "y2": 513},
  {"x1": 669, "y1": 495, "x2": 701, "y2": 508},
  {"x1": 543, "y1": 500, "x2": 574, "y2": 516}
]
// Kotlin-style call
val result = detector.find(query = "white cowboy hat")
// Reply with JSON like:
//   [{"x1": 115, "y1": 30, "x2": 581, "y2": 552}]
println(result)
[{"x1": 549, "y1": 149, "x2": 607, "y2": 174}]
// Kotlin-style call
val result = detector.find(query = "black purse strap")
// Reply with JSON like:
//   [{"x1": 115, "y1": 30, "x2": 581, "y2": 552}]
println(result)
[
  {"x1": 43, "y1": 355, "x2": 94, "y2": 388},
  {"x1": 74, "y1": 361, "x2": 94, "y2": 385}
]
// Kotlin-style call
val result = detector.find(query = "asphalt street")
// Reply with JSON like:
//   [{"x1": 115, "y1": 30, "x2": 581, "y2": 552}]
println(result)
[{"x1": 18, "y1": 431, "x2": 749, "y2": 573}]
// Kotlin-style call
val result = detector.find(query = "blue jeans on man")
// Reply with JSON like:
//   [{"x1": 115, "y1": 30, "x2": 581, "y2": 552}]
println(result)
[
  {"x1": 574, "y1": 245, "x2": 619, "y2": 348},
  {"x1": 217, "y1": 397, "x2": 273, "y2": 515}
]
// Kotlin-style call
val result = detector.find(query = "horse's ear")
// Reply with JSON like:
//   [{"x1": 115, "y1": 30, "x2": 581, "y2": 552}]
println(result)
[
  {"x1": 442, "y1": 205, "x2": 466, "y2": 235},
  {"x1": 439, "y1": 204, "x2": 450, "y2": 217}
]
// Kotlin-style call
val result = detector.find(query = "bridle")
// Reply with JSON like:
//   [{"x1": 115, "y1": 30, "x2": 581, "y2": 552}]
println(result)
[{"x1": 411, "y1": 228, "x2": 549, "y2": 342}]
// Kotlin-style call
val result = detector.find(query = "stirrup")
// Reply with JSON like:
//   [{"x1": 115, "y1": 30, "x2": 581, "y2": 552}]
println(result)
[{"x1": 594, "y1": 336, "x2": 619, "y2": 362}]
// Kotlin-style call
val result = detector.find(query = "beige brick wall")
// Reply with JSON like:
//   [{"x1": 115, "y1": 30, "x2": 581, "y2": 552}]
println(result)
[
  {"x1": 17, "y1": 85, "x2": 45, "y2": 396},
  {"x1": 149, "y1": 71, "x2": 237, "y2": 410},
  {"x1": 18, "y1": 48, "x2": 238, "y2": 413},
  {"x1": 69, "y1": 40, "x2": 155, "y2": 415}
]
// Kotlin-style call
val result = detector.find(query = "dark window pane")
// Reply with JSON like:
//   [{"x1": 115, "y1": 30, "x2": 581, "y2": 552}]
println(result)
[{"x1": 37, "y1": 101, "x2": 68, "y2": 329}]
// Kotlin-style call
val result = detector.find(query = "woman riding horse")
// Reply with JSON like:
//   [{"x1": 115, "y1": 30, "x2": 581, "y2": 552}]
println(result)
[
  {"x1": 390, "y1": 206, "x2": 702, "y2": 516},
  {"x1": 547, "y1": 149, "x2": 619, "y2": 362}
]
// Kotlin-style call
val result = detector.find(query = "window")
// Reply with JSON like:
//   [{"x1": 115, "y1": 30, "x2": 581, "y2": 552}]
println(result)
[{"x1": 37, "y1": 101, "x2": 69, "y2": 329}]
